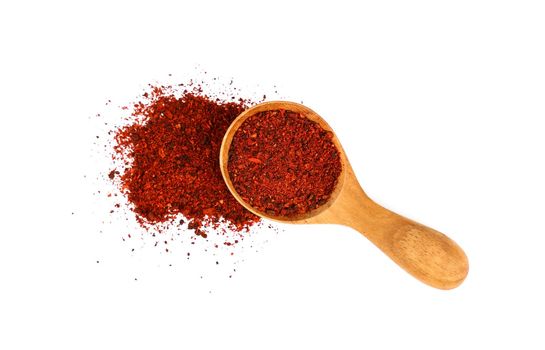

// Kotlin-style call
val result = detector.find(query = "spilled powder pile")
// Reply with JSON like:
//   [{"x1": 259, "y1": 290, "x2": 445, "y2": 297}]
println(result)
[{"x1": 110, "y1": 84, "x2": 261, "y2": 239}]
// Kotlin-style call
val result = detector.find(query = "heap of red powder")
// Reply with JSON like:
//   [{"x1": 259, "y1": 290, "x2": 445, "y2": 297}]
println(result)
[
  {"x1": 111, "y1": 85, "x2": 260, "y2": 237},
  {"x1": 228, "y1": 109, "x2": 342, "y2": 217}
]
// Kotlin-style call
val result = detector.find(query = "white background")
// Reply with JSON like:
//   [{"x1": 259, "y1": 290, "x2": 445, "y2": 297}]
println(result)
[{"x1": 1, "y1": 1, "x2": 545, "y2": 349}]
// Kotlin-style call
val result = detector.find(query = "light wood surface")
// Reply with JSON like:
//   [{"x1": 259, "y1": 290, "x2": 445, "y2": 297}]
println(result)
[{"x1": 220, "y1": 101, "x2": 469, "y2": 290}]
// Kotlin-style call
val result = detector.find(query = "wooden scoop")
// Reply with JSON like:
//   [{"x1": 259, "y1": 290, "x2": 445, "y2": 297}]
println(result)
[{"x1": 220, "y1": 101, "x2": 469, "y2": 290}]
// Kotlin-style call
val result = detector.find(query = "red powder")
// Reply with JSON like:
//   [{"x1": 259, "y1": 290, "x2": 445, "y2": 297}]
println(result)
[
  {"x1": 228, "y1": 109, "x2": 342, "y2": 217},
  {"x1": 111, "y1": 85, "x2": 260, "y2": 237}
]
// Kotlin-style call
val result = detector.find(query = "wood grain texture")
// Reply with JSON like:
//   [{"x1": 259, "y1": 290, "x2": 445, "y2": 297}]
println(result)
[{"x1": 220, "y1": 101, "x2": 469, "y2": 290}]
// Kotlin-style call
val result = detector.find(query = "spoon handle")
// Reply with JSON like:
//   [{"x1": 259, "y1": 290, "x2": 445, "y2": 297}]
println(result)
[{"x1": 331, "y1": 176, "x2": 469, "y2": 289}]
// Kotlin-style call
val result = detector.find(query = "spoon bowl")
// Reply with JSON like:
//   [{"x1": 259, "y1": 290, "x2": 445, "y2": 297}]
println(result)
[{"x1": 220, "y1": 101, "x2": 469, "y2": 290}]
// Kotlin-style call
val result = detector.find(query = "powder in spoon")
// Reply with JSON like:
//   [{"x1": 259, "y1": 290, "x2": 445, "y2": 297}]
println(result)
[{"x1": 227, "y1": 109, "x2": 342, "y2": 217}]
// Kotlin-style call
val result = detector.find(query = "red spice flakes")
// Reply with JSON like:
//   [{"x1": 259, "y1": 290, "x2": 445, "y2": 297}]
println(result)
[
  {"x1": 228, "y1": 109, "x2": 342, "y2": 217},
  {"x1": 108, "y1": 169, "x2": 119, "y2": 180},
  {"x1": 112, "y1": 85, "x2": 260, "y2": 236}
]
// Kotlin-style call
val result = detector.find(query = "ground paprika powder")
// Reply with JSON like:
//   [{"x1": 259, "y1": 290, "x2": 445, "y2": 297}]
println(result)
[
  {"x1": 111, "y1": 84, "x2": 261, "y2": 238},
  {"x1": 227, "y1": 109, "x2": 342, "y2": 217}
]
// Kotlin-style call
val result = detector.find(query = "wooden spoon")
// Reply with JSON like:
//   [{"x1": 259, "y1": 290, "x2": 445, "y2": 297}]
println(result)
[{"x1": 220, "y1": 101, "x2": 469, "y2": 290}]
